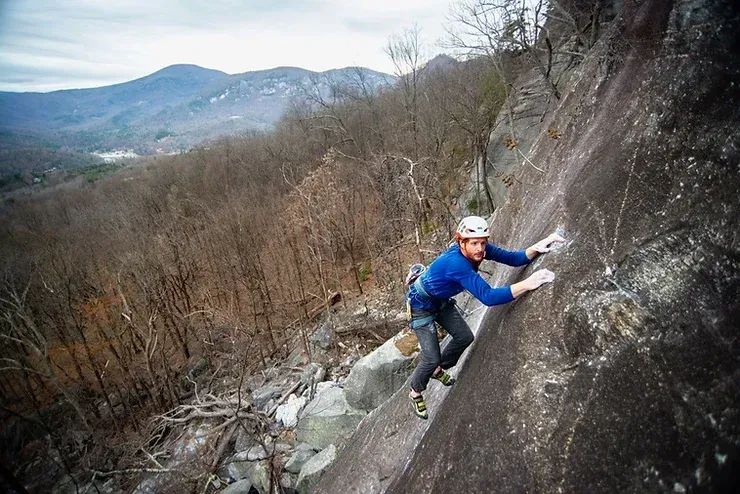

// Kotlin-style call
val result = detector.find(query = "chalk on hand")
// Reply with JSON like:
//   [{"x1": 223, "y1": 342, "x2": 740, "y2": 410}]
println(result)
[{"x1": 541, "y1": 268, "x2": 556, "y2": 283}]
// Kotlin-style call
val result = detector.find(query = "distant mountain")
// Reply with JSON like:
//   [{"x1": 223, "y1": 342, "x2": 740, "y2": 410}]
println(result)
[
  {"x1": 0, "y1": 64, "x2": 394, "y2": 155},
  {"x1": 422, "y1": 54, "x2": 458, "y2": 73},
  {"x1": 0, "y1": 65, "x2": 228, "y2": 131}
]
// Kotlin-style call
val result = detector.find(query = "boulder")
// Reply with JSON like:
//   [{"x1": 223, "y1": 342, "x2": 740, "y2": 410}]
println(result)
[
  {"x1": 234, "y1": 428, "x2": 257, "y2": 453},
  {"x1": 301, "y1": 381, "x2": 335, "y2": 400},
  {"x1": 227, "y1": 459, "x2": 271, "y2": 494},
  {"x1": 295, "y1": 386, "x2": 365, "y2": 450},
  {"x1": 220, "y1": 479, "x2": 253, "y2": 494},
  {"x1": 286, "y1": 472, "x2": 299, "y2": 490},
  {"x1": 233, "y1": 442, "x2": 292, "y2": 461},
  {"x1": 134, "y1": 422, "x2": 215, "y2": 492},
  {"x1": 287, "y1": 345, "x2": 310, "y2": 366},
  {"x1": 275, "y1": 394, "x2": 308, "y2": 428},
  {"x1": 172, "y1": 423, "x2": 212, "y2": 459},
  {"x1": 285, "y1": 443, "x2": 318, "y2": 474},
  {"x1": 309, "y1": 321, "x2": 333, "y2": 349},
  {"x1": 269, "y1": 442, "x2": 294, "y2": 455},
  {"x1": 343, "y1": 331, "x2": 418, "y2": 411},
  {"x1": 279, "y1": 471, "x2": 295, "y2": 490},
  {"x1": 296, "y1": 444, "x2": 337, "y2": 493},
  {"x1": 340, "y1": 353, "x2": 360, "y2": 368},
  {"x1": 247, "y1": 460, "x2": 270, "y2": 494},
  {"x1": 299, "y1": 363, "x2": 326, "y2": 386},
  {"x1": 251, "y1": 386, "x2": 283, "y2": 411},
  {"x1": 179, "y1": 357, "x2": 209, "y2": 391},
  {"x1": 227, "y1": 461, "x2": 254, "y2": 481}
]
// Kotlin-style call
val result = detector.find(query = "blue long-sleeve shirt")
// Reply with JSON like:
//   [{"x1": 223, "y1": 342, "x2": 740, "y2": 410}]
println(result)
[{"x1": 408, "y1": 243, "x2": 530, "y2": 310}]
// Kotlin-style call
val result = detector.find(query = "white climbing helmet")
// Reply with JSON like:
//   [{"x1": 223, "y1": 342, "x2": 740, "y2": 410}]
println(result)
[{"x1": 456, "y1": 216, "x2": 490, "y2": 239}]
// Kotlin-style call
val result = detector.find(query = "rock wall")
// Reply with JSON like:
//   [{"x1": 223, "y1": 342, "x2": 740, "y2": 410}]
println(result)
[{"x1": 316, "y1": 0, "x2": 739, "y2": 492}]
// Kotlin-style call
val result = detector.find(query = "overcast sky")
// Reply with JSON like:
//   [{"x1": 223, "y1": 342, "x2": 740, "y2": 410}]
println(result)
[{"x1": 0, "y1": 0, "x2": 455, "y2": 93}]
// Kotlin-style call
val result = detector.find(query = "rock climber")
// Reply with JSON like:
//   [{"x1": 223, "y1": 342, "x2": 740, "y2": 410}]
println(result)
[{"x1": 405, "y1": 215, "x2": 564, "y2": 419}]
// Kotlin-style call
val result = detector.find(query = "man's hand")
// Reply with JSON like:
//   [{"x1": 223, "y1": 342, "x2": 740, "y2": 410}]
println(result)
[
  {"x1": 527, "y1": 233, "x2": 566, "y2": 258},
  {"x1": 525, "y1": 269, "x2": 555, "y2": 289},
  {"x1": 511, "y1": 269, "x2": 555, "y2": 298}
]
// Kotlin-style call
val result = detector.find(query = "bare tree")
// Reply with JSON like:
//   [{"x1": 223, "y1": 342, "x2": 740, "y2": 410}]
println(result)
[
  {"x1": 448, "y1": 1, "x2": 560, "y2": 98},
  {"x1": 0, "y1": 278, "x2": 91, "y2": 431},
  {"x1": 425, "y1": 58, "x2": 507, "y2": 214},
  {"x1": 385, "y1": 24, "x2": 426, "y2": 161}
]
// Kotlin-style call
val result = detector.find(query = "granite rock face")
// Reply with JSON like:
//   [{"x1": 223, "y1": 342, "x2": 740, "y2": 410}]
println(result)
[{"x1": 315, "y1": 1, "x2": 740, "y2": 492}]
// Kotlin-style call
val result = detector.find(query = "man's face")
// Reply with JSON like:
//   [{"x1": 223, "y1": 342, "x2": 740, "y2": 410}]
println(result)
[{"x1": 461, "y1": 237, "x2": 487, "y2": 263}]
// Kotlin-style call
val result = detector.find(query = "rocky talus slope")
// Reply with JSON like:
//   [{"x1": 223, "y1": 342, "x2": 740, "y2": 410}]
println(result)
[{"x1": 315, "y1": 0, "x2": 739, "y2": 492}]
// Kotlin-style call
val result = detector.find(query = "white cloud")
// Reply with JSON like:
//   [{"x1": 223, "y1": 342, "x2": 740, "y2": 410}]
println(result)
[{"x1": 0, "y1": 0, "x2": 454, "y2": 92}]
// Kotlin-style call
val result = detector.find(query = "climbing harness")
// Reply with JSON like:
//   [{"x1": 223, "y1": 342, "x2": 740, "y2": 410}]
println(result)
[
  {"x1": 405, "y1": 263, "x2": 428, "y2": 324},
  {"x1": 406, "y1": 275, "x2": 454, "y2": 330}
]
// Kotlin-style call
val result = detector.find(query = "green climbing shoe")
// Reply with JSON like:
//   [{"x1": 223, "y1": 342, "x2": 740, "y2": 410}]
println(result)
[
  {"x1": 410, "y1": 393, "x2": 428, "y2": 420},
  {"x1": 431, "y1": 369, "x2": 456, "y2": 386}
]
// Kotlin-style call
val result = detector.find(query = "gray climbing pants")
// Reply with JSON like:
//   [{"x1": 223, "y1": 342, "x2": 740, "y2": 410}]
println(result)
[{"x1": 409, "y1": 301, "x2": 474, "y2": 393}]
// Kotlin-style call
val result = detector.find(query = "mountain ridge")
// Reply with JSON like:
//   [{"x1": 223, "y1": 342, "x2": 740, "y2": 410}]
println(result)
[{"x1": 0, "y1": 63, "x2": 395, "y2": 155}]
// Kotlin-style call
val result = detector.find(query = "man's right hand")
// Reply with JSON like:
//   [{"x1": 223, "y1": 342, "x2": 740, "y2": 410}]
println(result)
[{"x1": 526, "y1": 269, "x2": 555, "y2": 289}]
